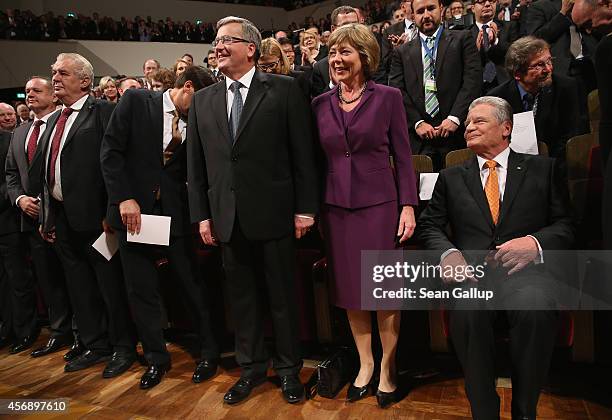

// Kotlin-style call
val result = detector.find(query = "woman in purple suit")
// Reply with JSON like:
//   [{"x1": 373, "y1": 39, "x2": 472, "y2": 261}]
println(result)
[{"x1": 312, "y1": 24, "x2": 418, "y2": 408}]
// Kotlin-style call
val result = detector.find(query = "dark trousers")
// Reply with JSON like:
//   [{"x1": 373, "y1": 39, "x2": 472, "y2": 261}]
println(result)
[
  {"x1": 221, "y1": 220, "x2": 301, "y2": 378},
  {"x1": 52, "y1": 203, "x2": 135, "y2": 354},
  {"x1": 0, "y1": 232, "x2": 38, "y2": 340},
  {"x1": 449, "y1": 280, "x2": 558, "y2": 420},
  {"x1": 117, "y1": 232, "x2": 218, "y2": 365},
  {"x1": 26, "y1": 230, "x2": 72, "y2": 339}
]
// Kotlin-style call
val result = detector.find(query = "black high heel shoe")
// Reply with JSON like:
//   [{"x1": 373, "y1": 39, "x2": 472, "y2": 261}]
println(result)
[
  {"x1": 346, "y1": 381, "x2": 371, "y2": 402},
  {"x1": 375, "y1": 388, "x2": 398, "y2": 408}
]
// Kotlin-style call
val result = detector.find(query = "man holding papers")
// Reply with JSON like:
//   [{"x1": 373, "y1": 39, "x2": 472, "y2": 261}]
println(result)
[
  {"x1": 101, "y1": 66, "x2": 219, "y2": 390},
  {"x1": 488, "y1": 36, "x2": 580, "y2": 173}
]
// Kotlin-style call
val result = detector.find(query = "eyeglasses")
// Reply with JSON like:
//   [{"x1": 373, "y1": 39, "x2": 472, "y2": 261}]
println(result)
[
  {"x1": 527, "y1": 57, "x2": 553, "y2": 71},
  {"x1": 473, "y1": 0, "x2": 496, "y2": 5},
  {"x1": 257, "y1": 60, "x2": 280, "y2": 71},
  {"x1": 212, "y1": 35, "x2": 251, "y2": 47}
]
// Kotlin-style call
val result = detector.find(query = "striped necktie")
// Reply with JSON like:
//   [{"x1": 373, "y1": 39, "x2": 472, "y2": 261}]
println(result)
[{"x1": 424, "y1": 37, "x2": 439, "y2": 118}]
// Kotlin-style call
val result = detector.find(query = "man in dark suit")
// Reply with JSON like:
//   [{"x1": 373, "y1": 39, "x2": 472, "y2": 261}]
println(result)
[
  {"x1": 389, "y1": 0, "x2": 482, "y2": 170},
  {"x1": 525, "y1": 0, "x2": 597, "y2": 133},
  {"x1": 187, "y1": 17, "x2": 319, "y2": 405},
  {"x1": 379, "y1": 0, "x2": 418, "y2": 83},
  {"x1": 40, "y1": 53, "x2": 135, "y2": 376},
  {"x1": 1, "y1": 129, "x2": 36, "y2": 353},
  {"x1": 419, "y1": 96, "x2": 574, "y2": 419},
  {"x1": 310, "y1": 6, "x2": 359, "y2": 98},
  {"x1": 469, "y1": 0, "x2": 519, "y2": 92},
  {"x1": 100, "y1": 66, "x2": 220, "y2": 390},
  {"x1": 5, "y1": 76, "x2": 74, "y2": 357},
  {"x1": 488, "y1": 36, "x2": 579, "y2": 170}
]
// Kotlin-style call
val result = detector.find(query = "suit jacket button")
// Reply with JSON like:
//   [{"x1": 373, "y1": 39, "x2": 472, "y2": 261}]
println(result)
[{"x1": 345, "y1": 152, "x2": 350, "y2": 157}]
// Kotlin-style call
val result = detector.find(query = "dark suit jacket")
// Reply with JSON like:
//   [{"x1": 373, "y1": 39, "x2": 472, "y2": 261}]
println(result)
[
  {"x1": 378, "y1": 20, "x2": 409, "y2": 84},
  {"x1": 311, "y1": 56, "x2": 330, "y2": 99},
  {"x1": 5, "y1": 112, "x2": 59, "y2": 232},
  {"x1": 101, "y1": 90, "x2": 192, "y2": 236},
  {"x1": 40, "y1": 96, "x2": 115, "y2": 233},
  {"x1": 187, "y1": 71, "x2": 320, "y2": 242},
  {"x1": 0, "y1": 131, "x2": 20, "y2": 236},
  {"x1": 487, "y1": 74, "x2": 579, "y2": 160},
  {"x1": 311, "y1": 81, "x2": 418, "y2": 209},
  {"x1": 389, "y1": 28, "x2": 482, "y2": 152},
  {"x1": 469, "y1": 19, "x2": 518, "y2": 90},
  {"x1": 525, "y1": 0, "x2": 598, "y2": 76},
  {"x1": 418, "y1": 150, "x2": 574, "y2": 260}
]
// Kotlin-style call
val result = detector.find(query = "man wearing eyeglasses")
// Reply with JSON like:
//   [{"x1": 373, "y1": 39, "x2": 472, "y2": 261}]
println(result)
[
  {"x1": 469, "y1": 0, "x2": 519, "y2": 92},
  {"x1": 186, "y1": 16, "x2": 319, "y2": 405},
  {"x1": 488, "y1": 36, "x2": 579, "y2": 174}
]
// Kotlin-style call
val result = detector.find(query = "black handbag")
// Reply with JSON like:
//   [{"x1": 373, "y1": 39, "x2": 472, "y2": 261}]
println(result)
[{"x1": 305, "y1": 347, "x2": 357, "y2": 399}]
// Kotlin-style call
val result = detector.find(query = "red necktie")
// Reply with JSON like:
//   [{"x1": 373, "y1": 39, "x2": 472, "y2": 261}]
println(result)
[
  {"x1": 27, "y1": 120, "x2": 44, "y2": 164},
  {"x1": 48, "y1": 107, "x2": 74, "y2": 189}
]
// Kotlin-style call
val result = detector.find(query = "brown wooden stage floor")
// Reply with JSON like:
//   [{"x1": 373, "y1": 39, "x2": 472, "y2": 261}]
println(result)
[{"x1": 1, "y1": 331, "x2": 611, "y2": 419}]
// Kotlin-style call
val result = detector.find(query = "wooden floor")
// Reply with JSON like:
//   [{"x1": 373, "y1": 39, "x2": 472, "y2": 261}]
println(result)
[{"x1": 1, "y1": 331, "x2": 611, "y2": 419}]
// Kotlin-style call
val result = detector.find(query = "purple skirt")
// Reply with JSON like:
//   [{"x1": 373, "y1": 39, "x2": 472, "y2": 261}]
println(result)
[{"x1": 322, "y1": 201, "x2": 399, "y2": 310}]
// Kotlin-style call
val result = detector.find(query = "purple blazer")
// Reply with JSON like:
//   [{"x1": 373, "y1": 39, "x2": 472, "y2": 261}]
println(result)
[{"x1": 312, "y1": 80, "x2": 418, "y2": 209}]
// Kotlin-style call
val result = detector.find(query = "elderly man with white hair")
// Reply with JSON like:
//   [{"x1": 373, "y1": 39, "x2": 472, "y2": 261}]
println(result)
[{"x1": 40, "y1": 53, "x2": 136, "y2": 378}]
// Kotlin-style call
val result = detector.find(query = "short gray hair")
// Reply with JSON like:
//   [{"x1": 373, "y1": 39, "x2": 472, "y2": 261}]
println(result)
[
  {"x1": 28, "y1": 76, "x2": 53, "y2": 91},
  {"x1": 505, "y1": 36, "x2": 550, "y2": 76},
  {"x1": 55, "y1": 53, "x2": 94, "y2": 89},
  {"x1": 469, "y1": 96, "x2": 514, "y2": 126},
  {"x1": 216, "y1": 16, "x2": 262, "y2": 52}
]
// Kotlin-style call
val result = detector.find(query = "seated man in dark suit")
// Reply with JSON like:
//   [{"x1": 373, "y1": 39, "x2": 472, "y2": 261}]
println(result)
[
  {"x1": 488, "y1": 36, "x2": 579, "y2": 173},
  {"x1": 419, "y1": 96, "x2": 574, "y2": 420},
  {"x1": 101, "y1": 66, "x2": 220, "y2": 390}
]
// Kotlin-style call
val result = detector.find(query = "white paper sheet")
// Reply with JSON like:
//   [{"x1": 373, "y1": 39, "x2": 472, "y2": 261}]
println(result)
[
  {"x1": 126, "y1": 214, "x2": 171, "y2": 246},
  {"x1": 510, "y1": 111, "x2": 539, "y2": 155},
  {"x1": 419, "y1": 173, "x2": 440, "y2": 201},
  {"x1": 92, "y1": 232, "x2": 119, "y2": 261}
]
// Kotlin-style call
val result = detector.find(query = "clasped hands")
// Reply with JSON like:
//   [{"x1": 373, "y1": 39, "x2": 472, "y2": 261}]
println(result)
[
  {"x1": 416, "y1": 119, "x2": 459, "y2": 140},
  {"x1": 440, "y1": 236, "x2": 540, "y2": 283}
]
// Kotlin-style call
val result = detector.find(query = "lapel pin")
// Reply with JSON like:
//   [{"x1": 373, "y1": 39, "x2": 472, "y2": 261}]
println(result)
[{"x1": 516, "y1": 166, "x2": 521, "y2": 170}]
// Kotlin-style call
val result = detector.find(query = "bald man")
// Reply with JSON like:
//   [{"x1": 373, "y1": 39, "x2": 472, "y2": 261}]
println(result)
[{"x1": 0, "y1": 103, "x2": 17, "y2": 132}]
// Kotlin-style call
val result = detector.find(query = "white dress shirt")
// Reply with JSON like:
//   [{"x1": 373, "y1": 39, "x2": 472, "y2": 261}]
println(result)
[
  {"x1": 404, "y1": 18, "x2": 417, "y2": 41},
  {"x1": 442, "y1": 147, "x2": 543, "y2": 266},
  {"x1": 46, "y1": 94, "x2": 90, "y2": 201},
  {"x1": 225, "y1": 66, "x2": 256, "y2": 120},
  {"x1": 415, "y1": 27, "x2": 460, "y2": 130},
  {"x1": 15, "y1": 112, "x2": 54, "y2": 205},
  {"x1": 162, "y1": 89, "x2": 186, "y2": 150}
]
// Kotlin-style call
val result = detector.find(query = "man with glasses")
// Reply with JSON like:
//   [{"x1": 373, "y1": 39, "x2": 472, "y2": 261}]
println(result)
[
  {"x1": 488, "y1": 36, "x2": 579, "y2": 173},
  {"x1": 187, "y1": 16, "x2": 319, "y2": 405},
  {"x1": 469, "y1": 0, "x2": 519, "y2": 92}
]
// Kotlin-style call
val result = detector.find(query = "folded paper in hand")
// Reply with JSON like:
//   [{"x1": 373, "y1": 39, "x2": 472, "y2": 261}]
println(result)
[{"x1": 126, "y1": 214, "x2": 171, "y2": 246}]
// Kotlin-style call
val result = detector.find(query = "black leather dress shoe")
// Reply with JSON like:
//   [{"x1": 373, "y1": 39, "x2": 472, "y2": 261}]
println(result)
[
  {"x1": 280, "y1": 375, "x2": 305, "y2": 404},
  {"x1": 63, "y1": 341, "x2": 85, "y2": 362},
  {"x1": 31, "y1": 337, "x2": 71, "y2": 358},
  {"x1": 347, "y1": 382, "x2": 371, "y2": 402},
  {"x1": 375, "y1": 388, "x2": 398, "y2": 409},
  {"x1": 9, "y1": 334, "x2": 39, "y2": 354},
  {"x1": 140, "y1": 363, "x2": 171, "y2": 389},
  {"x1": 64, "y1": 350, "x2": 111, "y2": 372},
  {"x1": 102, "y1": 352, "x2": 136, "y2": 378},
  {"x1": 223, "y1": 376, "x2": 266, "y2": 405},
  {"x1": 192, "y1": 359, "x2": 218, "y2": 383}
]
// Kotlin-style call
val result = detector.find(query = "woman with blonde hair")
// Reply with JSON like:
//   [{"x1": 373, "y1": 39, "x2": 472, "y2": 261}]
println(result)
[
  {"x1": 298, "y1": 27, "x2": 328, "y2": 66},
  {"x1": 98, "y1": 76, "x2": 118, "y2": 102},
  {"x1": 258, "y1": 37, "x2": 311, "y2": 98},
  {"x1": 312, "y1": 23, "x2": 417, "y2": 408}
]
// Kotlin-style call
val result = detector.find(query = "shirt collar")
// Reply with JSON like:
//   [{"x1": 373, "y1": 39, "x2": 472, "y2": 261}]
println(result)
[
  {"x1": 516, "y1": 81, "x2": 532, "y2": 101},
  {"x1": 63, "y1": 94, "x2": 89, "y2": 111},
  {"x1": 226, "y1": 66, "x2": 256, "y2": 92},
  {"x1": 404, "y1": 19, "x2": 414, "y2": 30},
  {"x1": 34, "y1": 112, "x2": 53, "y2": 124},
  {"x1": 476, "y1": 20, "x2": 493, "y2": 30},
  {"x1": 419, "y1": 25, "x2": 442, "y2": 42},
  {"x1": 477, "y1": 146, "x2": 511, "y2": 170},
  {"x1": 162, "y1": 89, "x2": 176, "y2": 114}
]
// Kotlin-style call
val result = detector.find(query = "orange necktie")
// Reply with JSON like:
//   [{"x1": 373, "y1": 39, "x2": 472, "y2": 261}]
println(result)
[{"x1": 484, "y1": 160, "x2": 500, "y2": 224}]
